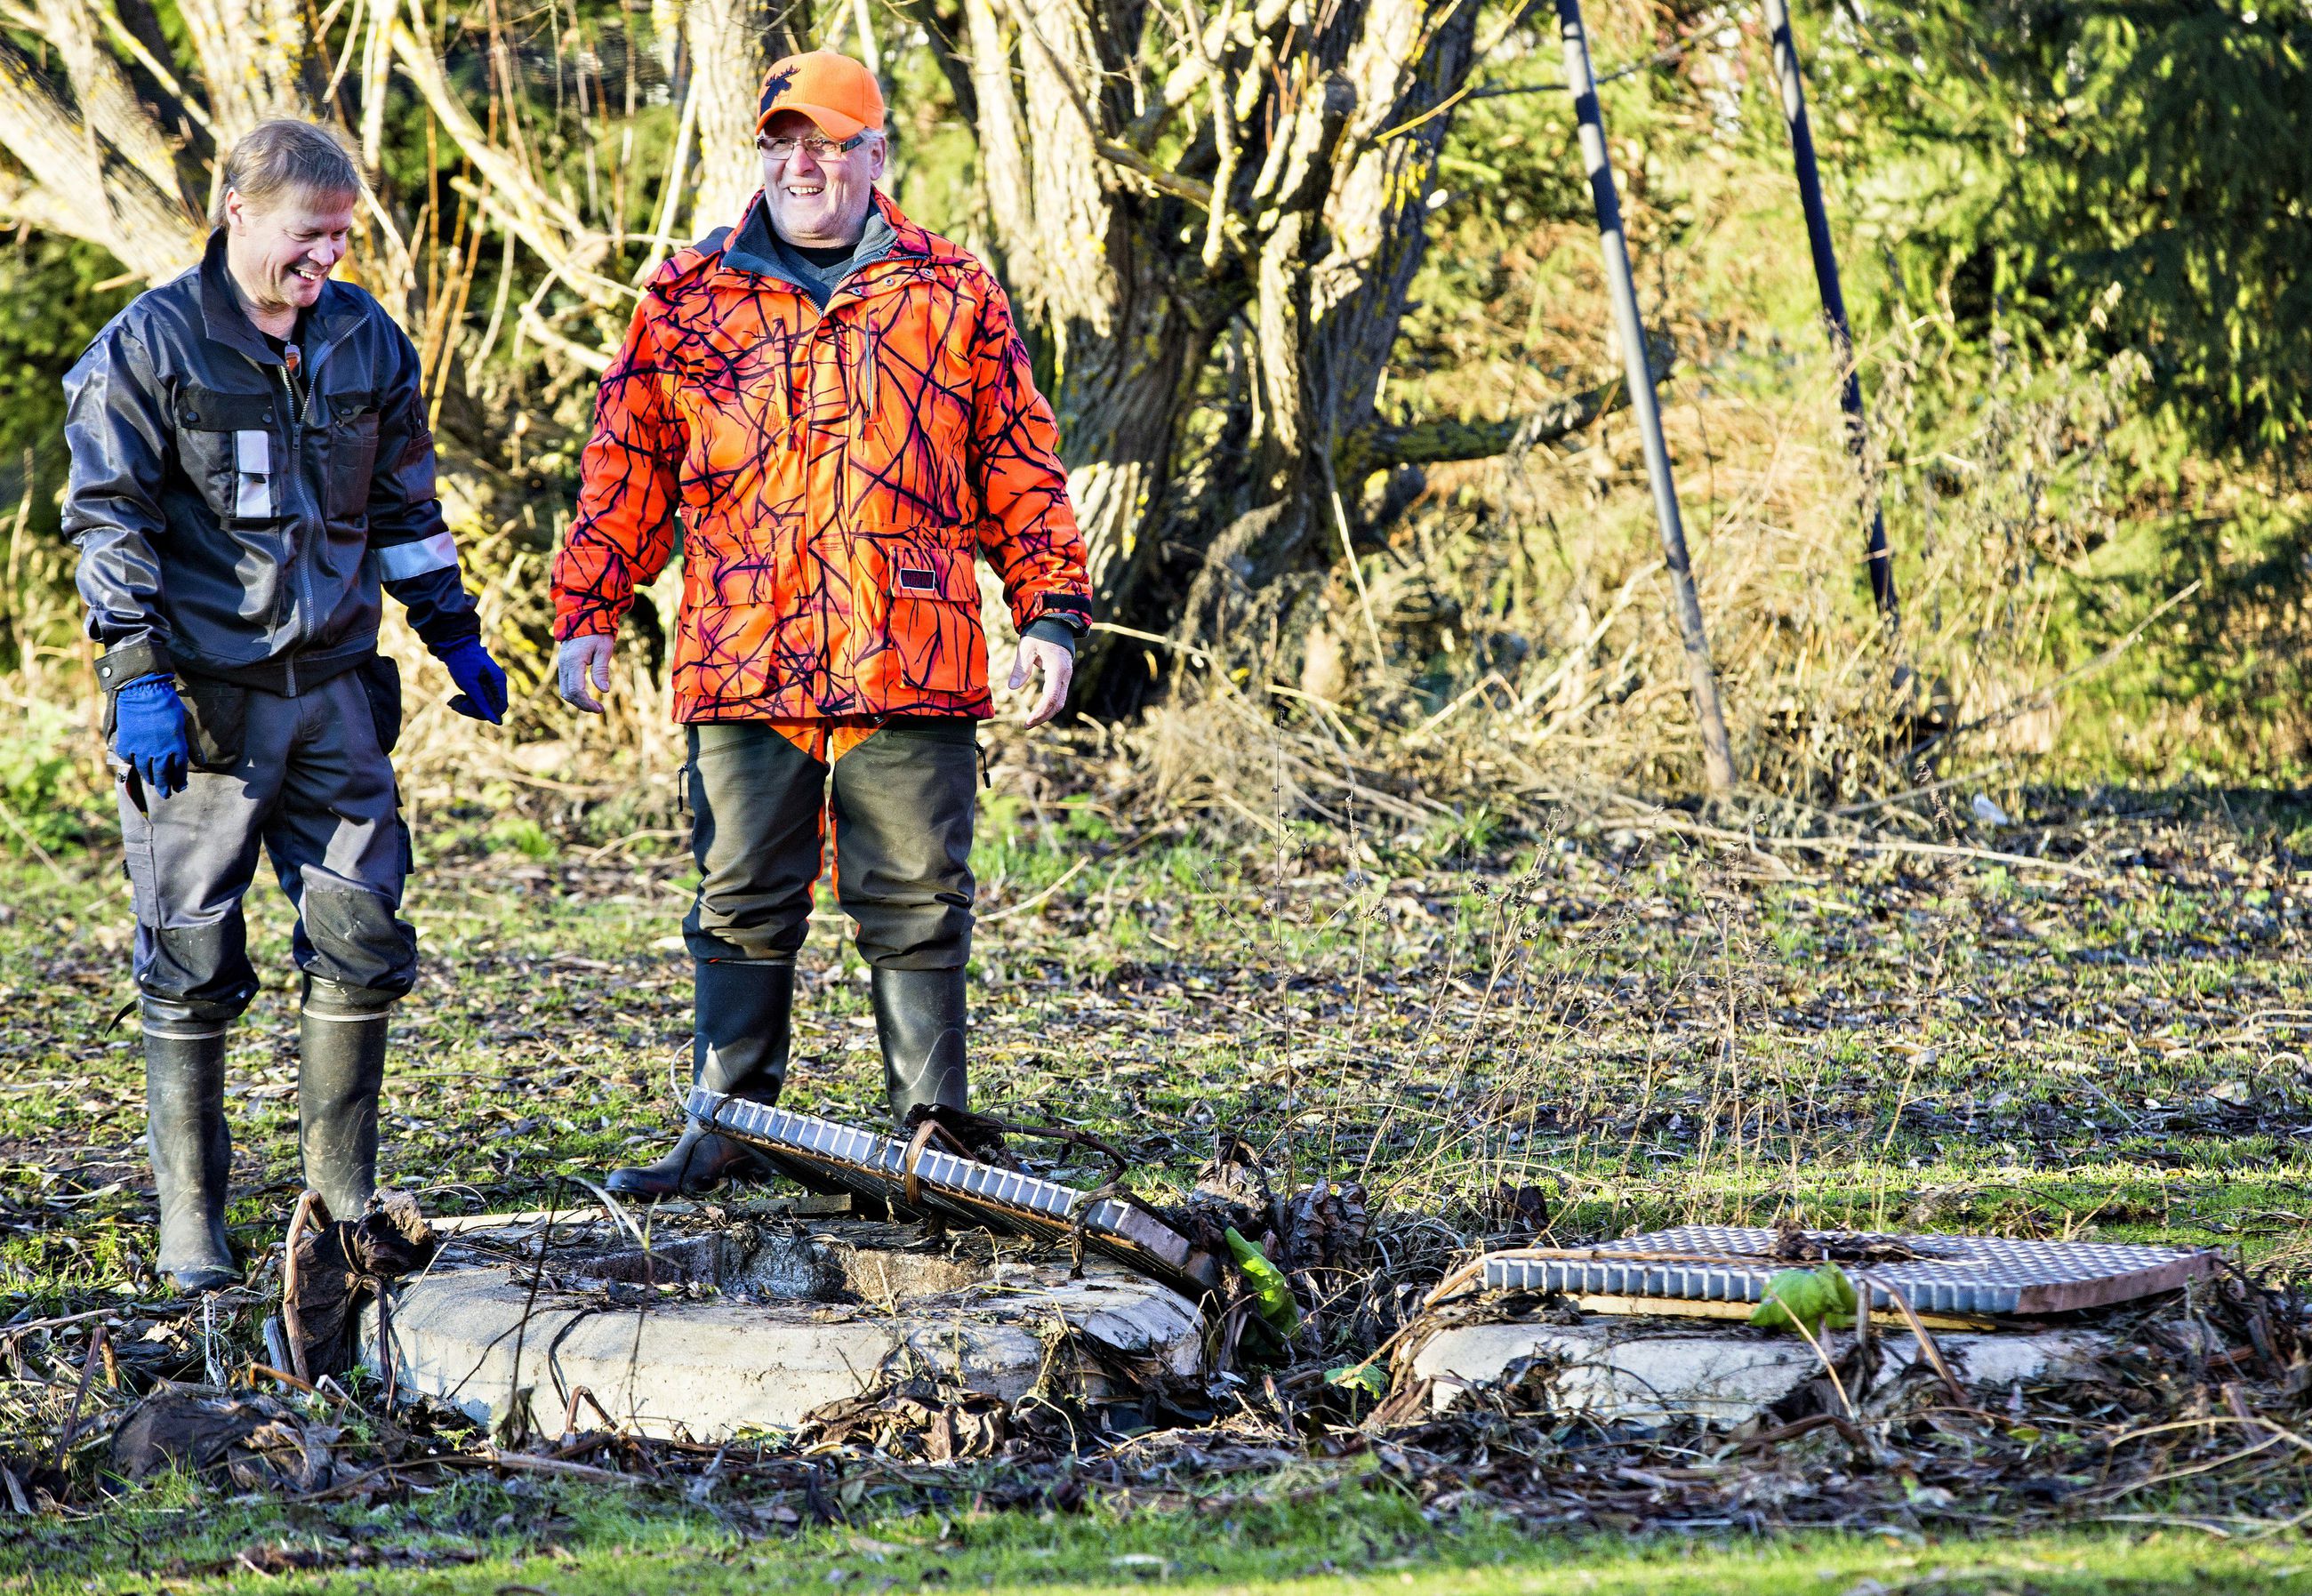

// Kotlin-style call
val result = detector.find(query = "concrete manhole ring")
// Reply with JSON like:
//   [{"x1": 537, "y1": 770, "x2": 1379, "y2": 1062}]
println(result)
[{"x1": 365, "y1": 1208, "x2": 1206, "y2": 1440}]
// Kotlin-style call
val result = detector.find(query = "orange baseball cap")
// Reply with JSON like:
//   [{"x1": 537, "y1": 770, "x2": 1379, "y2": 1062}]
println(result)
[{"x1": 758, "y1": 52, "x2": 885, "y2": 141}]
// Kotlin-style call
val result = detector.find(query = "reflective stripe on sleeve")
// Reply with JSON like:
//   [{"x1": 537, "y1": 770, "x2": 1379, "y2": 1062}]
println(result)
[{"x1": 374, "y1": 530, "x2": 462, "y2": 580}]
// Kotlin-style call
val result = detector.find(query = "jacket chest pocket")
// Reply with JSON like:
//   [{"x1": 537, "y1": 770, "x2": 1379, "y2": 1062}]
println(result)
[
  {"x1": 324, "y1": 391, "x2": 380, "y2": 519},
  {"x1": 174, "y1": 386, "x2": 280, "y2": 525}
]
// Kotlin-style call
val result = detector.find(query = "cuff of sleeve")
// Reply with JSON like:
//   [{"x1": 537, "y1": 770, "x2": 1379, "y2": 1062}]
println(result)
[
  {"x1": 418, "y1": 610, "x2": 485, "y2": 654},
  {"x1": 551, "y1": 610, "x2": 622, "y2": 644},
  {"x1": 1022, "y1": 617, "x2": 1080, "y2": 656},
  {"x1": 96, "y1": 638, "x2": 171, "y2": 692}
]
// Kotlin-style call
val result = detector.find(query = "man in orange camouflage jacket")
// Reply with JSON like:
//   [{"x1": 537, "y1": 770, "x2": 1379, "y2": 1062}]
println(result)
[{"x1": 550, "y1": 52, "x2": 1092, "y2": 1197}]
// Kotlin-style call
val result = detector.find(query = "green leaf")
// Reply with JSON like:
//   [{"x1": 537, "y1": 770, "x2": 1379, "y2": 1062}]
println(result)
[
  {"x1": 1749, "y1": 1265, "x2": 1859, "y2": 1335},
  {"x1": 1326, "y1": 1363, "x2": 1389, "y2": 1399},
  {"x1": 1224, "y1": 1226, "x2": 1303, "y2": 1336}
]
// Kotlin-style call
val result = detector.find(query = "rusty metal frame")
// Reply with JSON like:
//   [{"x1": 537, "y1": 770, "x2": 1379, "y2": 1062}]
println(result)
[
  {"x1": 1480, "y1": 1226, "x2": 2215, "y2": 1316},
  {"x1": 691, "y1": 1089, "x2": 1228, "y2": 1303}
]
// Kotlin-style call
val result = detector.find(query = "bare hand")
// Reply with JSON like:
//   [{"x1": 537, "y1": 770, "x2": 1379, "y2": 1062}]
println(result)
[
  {"x1": 1007, "y1": 636, "x2": 1074, "y2": 729},
  {"x1": 557, "y1": 635, "x2": 614, "y2": 714}
]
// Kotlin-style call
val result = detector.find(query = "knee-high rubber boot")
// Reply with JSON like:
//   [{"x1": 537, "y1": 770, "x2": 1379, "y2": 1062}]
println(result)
[
  {"x1": 298, "y1": 976, "x2": 391, "y2": 1222},
  {"x1": 607, "y1": 959, "x2": 792, "y2": 1198},
  {"x1": 144, "y1": 1012, "x2": 238, "y2": 1293},
  {"x1": 873, "y1": 966, "x2": 969, "y2": 1125}
]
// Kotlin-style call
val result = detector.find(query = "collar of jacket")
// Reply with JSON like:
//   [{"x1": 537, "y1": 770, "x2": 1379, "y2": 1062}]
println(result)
[
  {"x1": 704, "y1": 190, "x2": 940, "y2": 305},
  {"x1": 197, "y1": 227, "x2": 359, "y2": 368}
]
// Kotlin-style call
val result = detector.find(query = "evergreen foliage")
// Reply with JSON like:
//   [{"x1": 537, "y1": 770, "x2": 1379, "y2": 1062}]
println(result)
[{"x1": 1829, "y1": 0, "x2": 2312, "y2": 454}]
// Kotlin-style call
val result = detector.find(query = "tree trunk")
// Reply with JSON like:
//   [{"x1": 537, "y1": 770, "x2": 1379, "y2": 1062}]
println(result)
[
  {"x1": 686, "y1": 0, "x2": 813, "y2": 239},
  {"x1": 961, "y1": 0, "x2": 1211, "y2": 618},
  {"x1": 953, "y1": 0, "x2": 1486, "y2": 674}
]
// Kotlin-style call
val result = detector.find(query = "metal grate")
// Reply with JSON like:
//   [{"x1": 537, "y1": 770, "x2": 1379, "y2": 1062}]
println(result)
[
  {"x1": 1481, "y1": 1226, "x2": 2214, "y2": 1316},
  {"x1": 692, "y1": 1089, "x2": 1226, "y2": 1302}
]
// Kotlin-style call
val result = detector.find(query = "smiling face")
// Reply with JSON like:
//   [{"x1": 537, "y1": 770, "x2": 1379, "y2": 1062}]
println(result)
[
  {"x1": 221, "y1": 185, "x2": 357, "y2": 334},
  {"x1": 759, "y1": 110, "x2": 886, "y2": 249}
]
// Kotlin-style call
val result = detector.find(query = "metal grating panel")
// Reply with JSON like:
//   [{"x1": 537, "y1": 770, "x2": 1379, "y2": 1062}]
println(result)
[
  {"x1": 1481, "y1": 1226, "x2": 2214, "y2": 1316},
  {"x1": 691, "y1": 1089, "x2": 1227, "y2": 1302}
]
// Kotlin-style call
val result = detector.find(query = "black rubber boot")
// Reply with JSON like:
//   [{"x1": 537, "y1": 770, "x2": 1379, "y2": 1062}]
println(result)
[
  {"x1": 607, "y1": 959, "x2": 792, "y2": 1199},
  {"x1": 873, "y1": 966, "x2": 969, "y2": 1125},
  {"x1": 144, "y1": 1010, "x2": 238, "y2": 1293},
  {"x1": 298, "y1": 976, "x2": 392, "y2": 1222}
]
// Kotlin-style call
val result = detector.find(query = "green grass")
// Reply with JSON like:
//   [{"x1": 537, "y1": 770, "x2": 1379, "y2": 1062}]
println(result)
[
  {"x1": 5, "y1": 801, "x2": 2310, "y2": 1280},
  {"x1": 5, "y1": 797, "x2": 2312, "y2": 1586},
  {"x1": 8, "y1": 1473, "x2": 2312, "y2": 1594}
]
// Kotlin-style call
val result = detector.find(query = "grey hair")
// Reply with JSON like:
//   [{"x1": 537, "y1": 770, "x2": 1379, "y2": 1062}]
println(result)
[{"x1": 210, "y1": 119, "x2": 364, "y2": 228}]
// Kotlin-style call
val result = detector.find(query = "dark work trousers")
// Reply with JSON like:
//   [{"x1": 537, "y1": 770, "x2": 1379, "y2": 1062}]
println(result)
[
  {"x1": 116, "y1": 669, "x2": 417, "y2": 1028},
  {"x1": 682, "y1": 718, "x2": 978, "y2": 969}
]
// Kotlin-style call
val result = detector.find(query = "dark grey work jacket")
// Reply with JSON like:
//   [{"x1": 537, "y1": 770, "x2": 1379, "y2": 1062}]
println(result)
[{"x1": 64, "y1": 229, "x2": 478, "y2": 696}]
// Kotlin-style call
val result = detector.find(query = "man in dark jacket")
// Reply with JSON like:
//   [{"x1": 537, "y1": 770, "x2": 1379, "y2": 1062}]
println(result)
[{"x1": 64, "y1": 120, "x2": 507, "y2": 1293}]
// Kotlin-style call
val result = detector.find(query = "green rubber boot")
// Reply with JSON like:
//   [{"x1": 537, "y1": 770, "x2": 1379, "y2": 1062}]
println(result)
[
  {"x1": 298, "y1": 976, "x2": 392, "y2": 1221},
  {"x1": 607, "y1": 959, "x2": 792, "y2": 1198},
  {"x1": 144, "y1": 1013, "x2": 238, "y2": 1293},
  {"x1": 872, "y1": 965, "x2": 969, "y2": 1125}
]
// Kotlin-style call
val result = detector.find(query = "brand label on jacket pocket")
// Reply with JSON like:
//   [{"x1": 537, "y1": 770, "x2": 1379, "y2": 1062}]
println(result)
[{"x1": 895, "y1": 565, "x2": 939, "y2": 595}]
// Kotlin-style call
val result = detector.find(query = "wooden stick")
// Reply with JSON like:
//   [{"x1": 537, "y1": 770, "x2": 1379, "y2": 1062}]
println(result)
[{"x1": 51, "y1": 1327, "x2": 106, "y2": 1470}]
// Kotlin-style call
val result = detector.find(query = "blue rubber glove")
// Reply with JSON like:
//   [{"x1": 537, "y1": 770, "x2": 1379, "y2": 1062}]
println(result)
[
  {"x1": 436, "y1": 638, "x2": 508, "y2": 725},
  {"x1": 113, "y1": 675, "x2": 191, "y2": 797}
]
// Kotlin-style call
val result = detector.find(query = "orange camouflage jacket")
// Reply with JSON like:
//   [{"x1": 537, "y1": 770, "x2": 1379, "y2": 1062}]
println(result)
[{"x1": 550, "y1": 191, "x2": 1092, "y2": 722}]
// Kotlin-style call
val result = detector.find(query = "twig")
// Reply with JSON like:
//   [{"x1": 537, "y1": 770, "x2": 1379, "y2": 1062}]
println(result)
[
  {"x1": 503, "y1": 1176, "x2": 566, "y2": 1448},
  {"x1": 560, "y1": 1383, "x2": 618, "y2": 1439},
  {"x1": 1877, "y1": 1279, "x2": 1967, "y2": 1408},
  {"x1": 0, "y1": 1310, "x2": 116, "y2": 1343},
  {"x1": 1088, "y1": 622, "x2": 1216, "y2": 668},
  {"x1": 580, "y1": 827, "x2": 686, "y2": 862},
  {"x1": 517, "y1": 302, "x2": 614, "y2": 373},
  {"x1": 976, "y1": 857, "x2": 1092, "y2": 926},
  {"x1": 249, "y1": 1361, "x2": 320, "y2": 1394},
  {"x1": 51, "y1": 1327, "x2": 107, "y2": 1472},
  {"x1": 1329, "y1": 488, "x2": 1388, "y2": 676},
  {"x1": 478, "y1": 1448, "x2": 642, "y2": 1487},
  {"x1": 1407, "y1": 671, "x2": 1515, "y2": 742},
  {"x1": 1915, "y1": 580, "x2": 2202, "y2": 761},
  {"x1": 1465, "y1": 43, "x2": 1691, "y2": 102},
  {"x1": 0, "y1": 790, "x2": 75, "y2": 891},
  {"x1": 633, "y1": 66, "x2": 702, "y2": 285},
  {"x1": 1621, "y1": 813, "x2": 2100, "y2": 879},
  {"x1": 1779, "y1": 1311, "x2": 1856, "y2": 1424}
]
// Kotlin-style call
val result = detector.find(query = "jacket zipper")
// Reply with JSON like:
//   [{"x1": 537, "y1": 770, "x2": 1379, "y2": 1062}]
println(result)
[{"x1": 276, "y1": 348, "x2": 309, "y2": 695}]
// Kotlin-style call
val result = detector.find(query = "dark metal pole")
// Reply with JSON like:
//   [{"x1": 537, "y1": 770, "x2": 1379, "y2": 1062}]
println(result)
[
  {"x1": 1763, "y1": 0, "x2": 1897, "y2": 625},
  {"x1": 1553, "y1": 0, "x2": 1735, "y2": 794}
]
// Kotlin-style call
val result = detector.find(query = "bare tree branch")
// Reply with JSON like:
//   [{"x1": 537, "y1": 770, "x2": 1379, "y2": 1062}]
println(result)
[
  {"x1": 173, "y1": 0, "x2": 317, "y2": 140},
  {"x1": 392, "y1": 14, "x2": 622, "y2": 305},
  {"x1": 87, "y1": 0, "x2": 217, "y2": 139},
  {"x1": 1337, "y1": 370, "x2": 1645, "y2": 477},
  {"x1": 994, "y1": 0, "x2": 1232, "y2": 228},
  {"x1": 895, "y1": 0, "x2": 977, "y2": 125},
  {"x1": 0, "y1": 29, "x2": 200, "y2": 277},
  {"x1": 36, "y1": 0, "x2": 189, "y2": 205}
]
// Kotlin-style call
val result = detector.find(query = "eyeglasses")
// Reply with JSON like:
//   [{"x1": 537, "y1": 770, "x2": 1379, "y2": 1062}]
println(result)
[{"x1": 757, "y1": 131, "x2": 871, "y2": 160}]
